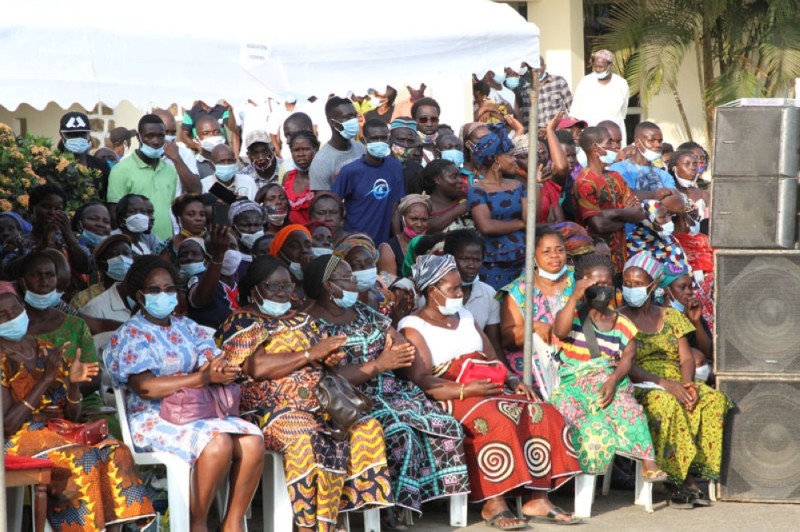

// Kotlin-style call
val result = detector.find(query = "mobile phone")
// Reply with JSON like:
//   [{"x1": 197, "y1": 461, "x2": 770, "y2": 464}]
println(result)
[
  {"x1": 212, "y1": 203, "x2": 230, "y2": 227},
  {"x1": 209, "y1": 182, "x2": 237, "y2": 205}
]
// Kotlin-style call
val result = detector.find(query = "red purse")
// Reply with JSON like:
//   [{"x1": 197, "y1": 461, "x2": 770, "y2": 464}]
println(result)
[
  {"x1": 455, "y1": 358, "x2": 508, "y2": 386},
  {"x1": 47, "y1": 418, "x2": 109, "y2": 446}
]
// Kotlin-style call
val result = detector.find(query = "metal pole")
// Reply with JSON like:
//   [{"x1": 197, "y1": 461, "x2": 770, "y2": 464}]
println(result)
[
  {"x1": 522, "y1": 75, "x2": 540, "y2": 388},
  {"x1": 0, "y1": 365, "x2": 8, "y2": 527}
]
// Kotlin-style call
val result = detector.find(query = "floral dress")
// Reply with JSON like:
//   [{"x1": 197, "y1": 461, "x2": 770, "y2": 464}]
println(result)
[
  {"x1": 316, "y1": 303, "x2": 469, "y2": 513},
  {"x1": 549, "y1": 309, "x2": 657, "y2": 474},
  {"x1": 104, "y1": 313, "x2": 262, "y2": 466},
  {"x1": 633, "y1": 307, "x2": 732, "y2": 484},
  {"x1": 468, "y1": 183, "x2": 527, "y2": 290},
  {"x1": 4, "y1": 341, "x2": 155, "y2": 531},
  {"x1": 217, "y1": 309, "x2": 393, "y2": 531}
]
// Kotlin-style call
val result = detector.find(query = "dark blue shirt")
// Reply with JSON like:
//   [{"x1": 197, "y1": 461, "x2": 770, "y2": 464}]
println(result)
[{"x1": 333, "y1": 156, "x2": 405, "y2": 246}]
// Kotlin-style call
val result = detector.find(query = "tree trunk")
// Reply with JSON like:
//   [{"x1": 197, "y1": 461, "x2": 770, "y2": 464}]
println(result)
[{"x1": 670, "y1": 83, "x2": 693, "y2": 141}]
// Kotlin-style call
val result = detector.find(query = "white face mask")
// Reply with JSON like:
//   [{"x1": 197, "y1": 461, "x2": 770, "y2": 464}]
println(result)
[
  {"x1": 695, "y1": 364, "x2": 710, "y2": 382},
  {"x1": 637, "y1": 141, "x2": 661, "y2": 163},
  {"x1": 657, "y1": 220, "x2": 675, "y2": 238},
  {"x1": 221, "y1": 249, "x2": 242, "y2": 276},
  {"x1": 688, "y1": 217, "x2": 701, "y2": 236},
  {"x1": 595, "y1": 68, "x2": 611, "y2": 80},
  {"x1": 536, "y1": 262, "x2": 568, "y2": 281},
  {"x1": 239, "y1": 230, "x2": 264, "y2": 250},
  {"x1": 675, "y1": 175, "x2": 698, "y2": 188},
  {"x1": 313, "y1": 247, "x2": 333, "y2": 257},
  {"x1": 353, "y1": 267, "x2": 378, "y2": 292},
  {"x1": 281, "y1": 252, "x2": 304, "y2": 280},
  {"x1": 199, "y1": 135, "x2": 225, "y2": 153},
  {"x1": 124, "y1": 213, "x2": 149, "y2": 234},
  {"x1": 433, "y1": 287, "x2": 463, "y2": 316}
]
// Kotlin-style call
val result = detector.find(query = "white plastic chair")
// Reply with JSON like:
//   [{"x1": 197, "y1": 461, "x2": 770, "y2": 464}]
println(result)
[
  {"x1": 402, "y1": 493, "x2": 468, "y2": 528},
  {"x1": 573, "y1": 459, "x2": 653, "y2": 518}
]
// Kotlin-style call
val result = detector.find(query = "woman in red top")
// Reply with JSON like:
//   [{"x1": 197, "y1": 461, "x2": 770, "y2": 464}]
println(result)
[{"x1": 283, "y1": 131, "x2": 319, "y2": 225}]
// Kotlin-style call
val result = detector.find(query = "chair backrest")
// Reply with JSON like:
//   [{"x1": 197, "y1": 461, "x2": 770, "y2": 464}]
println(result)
[{"x1": 113, "y1": 387, "x2": 136, "y2": 449}]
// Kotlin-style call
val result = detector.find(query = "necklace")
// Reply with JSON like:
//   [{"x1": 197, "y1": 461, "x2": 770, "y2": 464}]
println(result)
[{"x1": 424, "y1": 310, "x2": 453, "y2": 328}]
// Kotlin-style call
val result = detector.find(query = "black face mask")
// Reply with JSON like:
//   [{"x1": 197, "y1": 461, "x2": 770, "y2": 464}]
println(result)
[{"x1": 585, "y1": 285, "x2": 615, "y2": 311}]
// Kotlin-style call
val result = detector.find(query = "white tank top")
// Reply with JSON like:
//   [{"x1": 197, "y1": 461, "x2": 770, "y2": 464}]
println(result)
[{"x1": 398, "y1": 309, "x2": 484, "y2": 366}]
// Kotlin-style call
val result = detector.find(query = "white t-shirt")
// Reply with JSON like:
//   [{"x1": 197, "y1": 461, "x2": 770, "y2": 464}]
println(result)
[
  {"x1": 570, "y1": 73, "x2": 630, "y2": 145},
  {"x1": 398, "y1": 308, "x2": 483, "y2": 367},
  {"x1": 201, "y1": 173, "x2": 259, "y2": 201}
]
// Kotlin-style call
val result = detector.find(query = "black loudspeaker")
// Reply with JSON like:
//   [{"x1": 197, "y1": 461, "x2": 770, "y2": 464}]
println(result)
[
  {"x1": 715, "y1": 251, "x2": 800, "y2": 374},
  {"x1": 713, "y1": 105, "x2": 800, "y2": 177},
  {"x1": 709, "y1": 176, "x2": 797, "y2": 248},
  {"x1": 718, "y1": 377, "x2": 800, "y2": 502}
]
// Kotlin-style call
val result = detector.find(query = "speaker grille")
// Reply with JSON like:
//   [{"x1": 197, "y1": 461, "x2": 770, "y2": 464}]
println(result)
[
  {"x1": 716, "y1": 252, "x2": 800, "y2": 373},
  {"x1": 719, "y1": 378, "x2": 800, "y2": 502}
]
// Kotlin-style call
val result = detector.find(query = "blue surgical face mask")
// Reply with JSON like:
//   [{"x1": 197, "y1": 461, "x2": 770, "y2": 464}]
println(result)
[
  {"x1": 440, "y1": 149, "x2": 464, "y2": 167},
  {"x1": 598, "y1": 146, "x2": 618, "y2": 165},
  {"x1": 81, "y1": 229, "x2": 107, "y2": 248},
  {"x1": 144, "y1": 292, "x2": 178, "y2": 320},
  {"x1": 142, "y1": 292, "x2": 178, "y2": 319},
  {"x1": 493, "y1": 71, "x2": 507, "y2": 85},
  {"x1": 140, "y1": 143, "x2": 165, "y2": 159},
  {"x1": 106, "y1": 255, "x2": 133, "y2": 282},
  {"x1": 0, "y1": 310, "x2": 29, "y2": 341},
  {"x1": 24, "y1": 289, "x2": 61, "y2": 310},
  {"x1": 256, "y1": 287, "x2": 292, "y2": 317},
  {"x1": 366, "y1": 141, "x2": 391, "y2": 159},
  {"x1": 537, "y1": 263, "x2": 568, "y2": 281},
  {"x1": 667, "y1": 288, "x2": 685, "y2": 312},
  {"x1": 215, "y1": 164, "x2": 238, "y2": 182},
  {"x1": 353, "y1": 267, "x2": 378, "y2": 292},
  {"x1": 165, "y1": 135, "x2": 177, "y2": 143},
  {"x1": 64, "y1": 137, "x2": 90, "y2": 154},
  {"x1": 504, "y1": 77, "x2": 520, "y2": 90},
  {"x1": 622, "y1": 285, "x2": 652, "y2": 308},
  {"x1": 107, "y1": 160, "x2": 117, "y2": 169},
  {"x1": 181, "y1": 261, "x2": 207, "y2": 277},
  {"x1": 332, "y1": 117, "x2": 360, "y2": 140},
  {"x1": 332, "y1": 285, "x2": 359, "y2": 308}
]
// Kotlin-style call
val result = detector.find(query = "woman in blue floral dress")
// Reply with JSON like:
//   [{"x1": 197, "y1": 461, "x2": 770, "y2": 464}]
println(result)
[{"x1": 104, "y1": 256, "x2": 263, "y2": 531}]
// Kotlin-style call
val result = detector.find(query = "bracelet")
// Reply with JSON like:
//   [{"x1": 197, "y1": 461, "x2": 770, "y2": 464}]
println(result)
[
  {"x1": 459, "y1": 384, "x2": 465, "y2": 401},
  {"x1": 21, "y1": 399, "x2": 36, "y2": 411},
  {"x1": 66, "y1": 393, "x2": 82, "y2": 405},
  {"x1": 210, "y1": 259, "x2": 223, "y2": 265},
  {"x1": 303, "y1": 350, "x2": 311, "y2": 363}
]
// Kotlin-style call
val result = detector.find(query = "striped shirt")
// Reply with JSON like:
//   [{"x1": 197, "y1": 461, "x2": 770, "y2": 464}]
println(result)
[{"x1": 560, "y1": 309, "x2": 638, "y2": 363}]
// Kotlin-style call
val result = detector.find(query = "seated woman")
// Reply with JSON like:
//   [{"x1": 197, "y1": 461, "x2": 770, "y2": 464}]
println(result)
[
  {"x1": 443, "y1": 229, "x2": 503, "y2": 358},
  {"x1": 550, "y1": 253, "x2": 666, "y2": 481},
  {"x1": 71, "y1": 234, "x2": 133, "y2": 310},
  {"x1": 619, "y1": 253, "x2": 731, "y2": 507},
  {"x1": 419, "y1": 160, "x2": 473, "y2": 233},
  {"x1": 306, "y1": 220, "x2": 335, "y2": 257},
  {"x1": 217, "y1": 255, "x2": 394, "y2": 531},
  {"x1": 104, "y1": 256, "x2": 264, "y2": 531},
  {"x1": 304, "y1": 254, "x2": 469, "y2": 525},
  {"x1": 158, "y1": 194, "x2": 208, "y2": 265},
  {"x1": 71, "y1": 201, "x2": 112, "y2": 281},
  {"x1": 0, "y1": 281, "x2": 155, "y2": 530},
  {"x1": 378, "y1": 194, "x2": 431, "y2": 277},
  {"x1": 269, "y1": 224, "x2": 314, "y2": 304},
  {"x1": 499, "y1": 228, "x2": 574, "y2": 396},
  {"x1": 399, "y1": 254, "x2": 581, "y2": 529}
]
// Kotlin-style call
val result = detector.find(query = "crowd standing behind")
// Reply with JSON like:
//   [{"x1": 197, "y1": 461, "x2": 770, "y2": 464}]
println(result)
[{"x1": 0, "y1": 49, "x2": 727, "y2": 531}]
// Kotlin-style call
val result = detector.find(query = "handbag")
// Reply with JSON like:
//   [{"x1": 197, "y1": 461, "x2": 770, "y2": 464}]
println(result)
[
  {"x1": 313, "y1": 371, "x2": 372, "y2": 439},
  {"x1": 47, "y1": 418, "x2": 108, "y2": 446},
  {"x1": 455, "y1": 357, "x2": 508, "y2": 386},
  {"x1": 160, "y1": 384, "x2": 241, "y2": 425}
]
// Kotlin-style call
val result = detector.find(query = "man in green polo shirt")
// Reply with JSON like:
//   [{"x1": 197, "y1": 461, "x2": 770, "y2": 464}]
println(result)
[{"x1": 107, "y1": 114, "x2": 197, "y2": 240}]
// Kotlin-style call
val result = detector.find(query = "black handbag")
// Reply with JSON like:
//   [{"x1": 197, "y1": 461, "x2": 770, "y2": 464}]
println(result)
[{"x1": 313, "y1": 370, "x2": 372, "y2": 439}]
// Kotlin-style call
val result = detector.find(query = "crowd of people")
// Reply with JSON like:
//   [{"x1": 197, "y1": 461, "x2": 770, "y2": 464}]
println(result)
[{"x1": 0, "y1": 48, "x2": 732, "y2": 532}]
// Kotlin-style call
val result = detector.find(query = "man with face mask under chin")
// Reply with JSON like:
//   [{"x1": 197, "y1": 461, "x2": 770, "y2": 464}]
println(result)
[
  {"x1": 57, "y1": 111, "x2": 111, "y2": 199},
  {"x1": 570, "y1": 49, "x2": 630, "y2": 145}
]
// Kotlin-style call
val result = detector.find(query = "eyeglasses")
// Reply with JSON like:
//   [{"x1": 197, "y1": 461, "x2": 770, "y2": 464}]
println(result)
[
  {"x1": 262, "y1": 282, "x2": 295, "y2": 294},
  {"x1": 141, "y1": 285, "x2": 178, "y2": 295},
  {"x1": 417, "y1": 116, "x2": 439, "y2": 124}
]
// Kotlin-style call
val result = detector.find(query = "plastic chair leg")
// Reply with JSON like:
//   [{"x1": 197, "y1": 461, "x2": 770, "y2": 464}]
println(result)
[
  {"x1": 574, "y1": 474, "x2": 597, "y2": 518},
  {"x1": 263, "y1": 452, "x2": 293, "y2": 532},
  {"x1": 709, "y1": 481, "x2": 717, "y2": 502},
  {"x1": 7, "y1": 487, "x2": 24, "y2": 532},
  {"x1": 363, "y1": 508, "x2": 381, "y2": 532},
  {"x1": 449, "y1": 493, "x2": 468, "y2": 527},
  {"x1": 633, "y1": 462, "x2": 653, "y2": 513},
  {"x1": 601, "y1": 459, "x2": 614, "y2": 496},
  {"x1": 166, "y1": 461, "x2": 192, "y2": 532}
]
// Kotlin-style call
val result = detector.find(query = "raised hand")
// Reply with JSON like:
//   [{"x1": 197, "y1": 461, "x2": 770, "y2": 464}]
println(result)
[
  {"x1": 68, "y1": 348, "x2": 100, "y2": 384},
  {"x1": 375, "y1": 334, "x2": 415, "y2": 372}
]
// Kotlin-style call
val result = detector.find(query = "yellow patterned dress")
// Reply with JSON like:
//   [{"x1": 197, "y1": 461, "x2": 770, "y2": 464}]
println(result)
[
  {"x1": 218, "y1": 310, "x2": 393, "y2": 531},
  {"x1": 633, "y1": 307, "x2": 732, "y2": 484},
  {"x1": 2, "y1": 343, "x2": 155, "y2": 531}
]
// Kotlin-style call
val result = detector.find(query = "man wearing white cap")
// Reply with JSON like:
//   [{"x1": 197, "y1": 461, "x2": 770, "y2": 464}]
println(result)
[{"x1": 570, "y1": 49, "x2": 631, "y2": 145}]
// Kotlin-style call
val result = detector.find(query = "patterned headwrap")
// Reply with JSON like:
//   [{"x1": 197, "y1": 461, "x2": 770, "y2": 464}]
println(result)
[
  {"x1": 178, "y1": 236, "x2": 208, "y2": 257},
  {"x1": 269, "y1": 224, "x2": 312, "y2": 257},
  {"x1": 552, "y1": 222, "x2": 595, "y2": 257},
  {"x1": 0, "y1": 212, "x2": 32, "y2": 233},
  {"x1": 391, "y1": 117, "x2": 417, "y2": 132},
  {"x1": 461, "y1": 122, "x2": 486, "y2": 142},
  {"x1": 593, "y1": 49, "x2": 615, "y2": 64},
  {"x1": 660, "y1": 262, "x2": 689, "y2": 289},
  {"x1": 412, "y1": 253, "x2": 457, "y2": 292},
  {"x1": 333, "y1": 233, "x2": 378, "y2": 261},
  {"x1": 628, "y1": 199, "x2": 690, "y2": 272},
  {"x1": 624, "y1": 252, "x2": 663, "y2": 282},
  {"x1": 229, "y1": 199, "x2": 264, "y2": 225},
  {"x1": 397, "y1": 193, "x2": 431, "y2": 215},
  {"x1": 470, "y1": 123, "x2": 514, "y2": 167},
  {"x1": 512, "y1": 134, "x2": 529, "y2": 156}
]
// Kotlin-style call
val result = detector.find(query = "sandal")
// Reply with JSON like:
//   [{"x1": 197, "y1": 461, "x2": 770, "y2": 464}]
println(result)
[
  {"x1": 642, "y1": 468, "x2": 669, "y2": 483},
  {"x1": 689, "y1": 487, "x2": 712, "y2": 507},
  {"x1": 485, "y1": 510, "x2": 528, "y2": 530},
  {"x1": 669, "y1": 488, "x2": 695, "y2": 509},
  {"x1": 525, "y1": 506, "x2": 584, "y2": 526}
]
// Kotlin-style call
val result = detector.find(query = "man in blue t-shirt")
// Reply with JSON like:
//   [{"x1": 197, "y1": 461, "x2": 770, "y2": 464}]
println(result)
[{"x1": 333, "y1": 119, "x2": 405, "y2": 246}]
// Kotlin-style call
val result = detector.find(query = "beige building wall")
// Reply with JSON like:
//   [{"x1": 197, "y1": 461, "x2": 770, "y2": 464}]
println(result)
[{"x1": 526, "y1": 0, "x2": 585, "y2": 88}]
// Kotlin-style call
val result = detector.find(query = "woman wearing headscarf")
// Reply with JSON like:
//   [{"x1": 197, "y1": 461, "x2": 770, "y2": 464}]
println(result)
[
  {"x1": 627, "y1": 199, "x2": 689, "y2": 273},
  {"x1": 217, "y1": 255, "x2": 394, "y2": 531},
  {"x1": 619, "y1": 253, "x2": 731, "y2": 508},
  {"x1": 305, "y1": 254, "x2": 469, "y2": 525},
  {"x1": 468, "y1": 124, "x2": 527, "y2": 290},
  {"x1": 378, "y1": 193, "x2": 431, "y2": 277},
  {"x1": 399, "y1": 254, "x2": 582, "y2": 528},
  {"x1": 334, "y1": 234, "x2": 395, "y2": 318},
  {"x1": 270, "y1": 224, "x2": 314, "y2": 305}
]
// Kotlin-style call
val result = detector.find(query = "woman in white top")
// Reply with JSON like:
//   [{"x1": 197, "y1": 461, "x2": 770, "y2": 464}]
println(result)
[{"x1": 398, "y1": 254, "x2": 582, "y2": 529}]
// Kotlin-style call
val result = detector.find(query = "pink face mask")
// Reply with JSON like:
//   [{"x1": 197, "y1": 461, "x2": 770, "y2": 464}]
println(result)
[{"x1": 403, "y1": 225, "x2": 424, "y2": 238}]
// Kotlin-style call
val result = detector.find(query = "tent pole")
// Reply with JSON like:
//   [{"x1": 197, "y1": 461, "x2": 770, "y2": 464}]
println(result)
[
  {"x1": 522, "y1": 77, "x2": 540, "y2": 388},
  {"x1": 0, "y1": 365, "x2": 7, "y2": 526}
]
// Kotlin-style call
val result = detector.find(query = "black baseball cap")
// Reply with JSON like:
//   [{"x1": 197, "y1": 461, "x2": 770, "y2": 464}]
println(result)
[{"x1": 59, "y1": 111, "x2": 91, "y2": 132}]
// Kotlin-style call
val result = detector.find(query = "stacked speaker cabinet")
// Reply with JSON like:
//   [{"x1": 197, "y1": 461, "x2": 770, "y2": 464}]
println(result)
[{"x1": 712, "y1": 103, "x2": 800, "y2": 503}]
